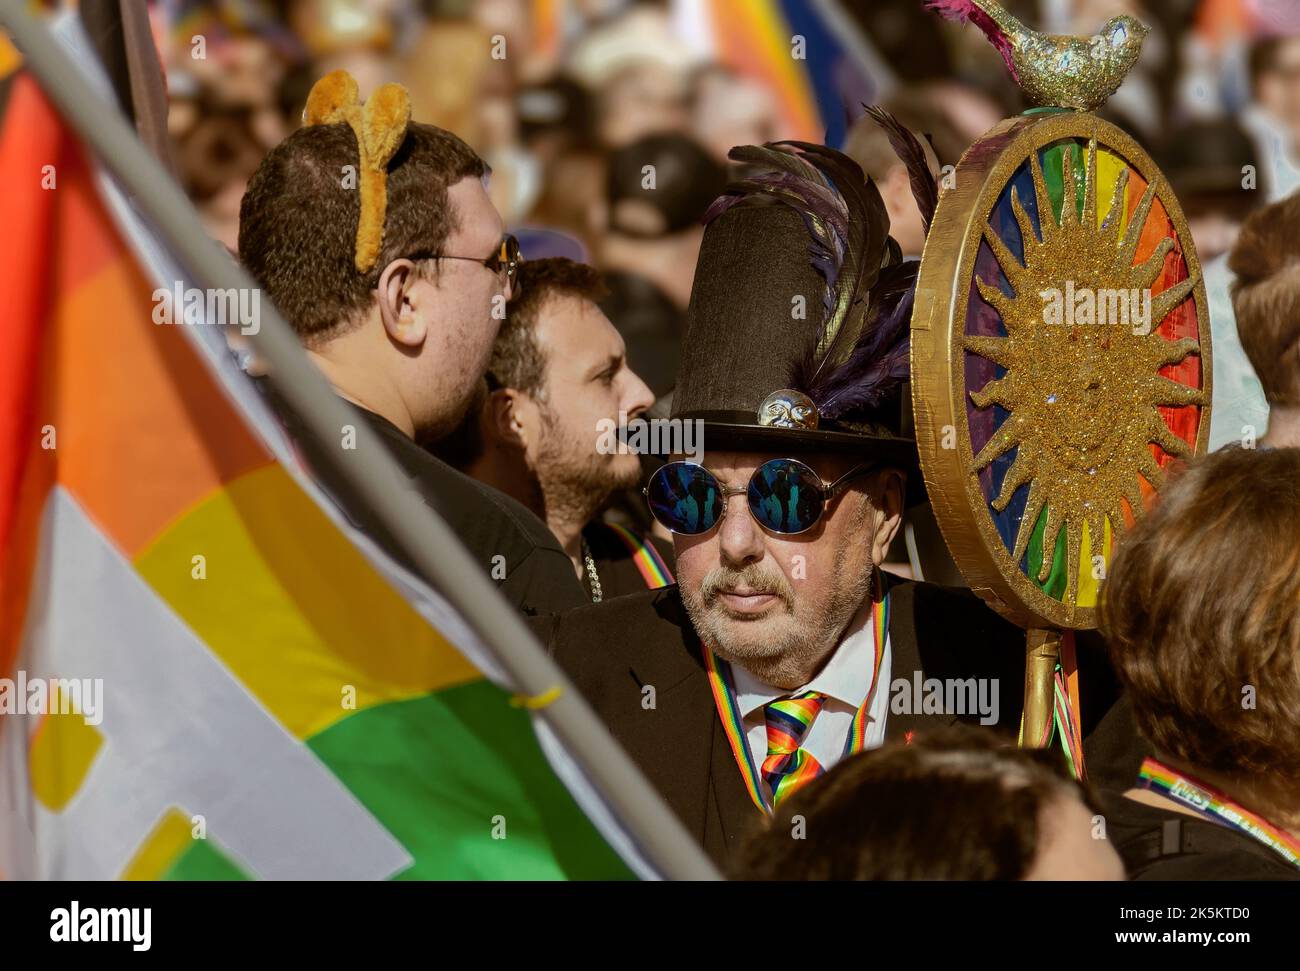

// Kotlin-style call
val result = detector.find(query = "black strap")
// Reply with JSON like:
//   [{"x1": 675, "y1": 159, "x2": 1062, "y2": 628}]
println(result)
[{"x1": 1122, "y1": 816, "x2": 1279, "y2": 872}]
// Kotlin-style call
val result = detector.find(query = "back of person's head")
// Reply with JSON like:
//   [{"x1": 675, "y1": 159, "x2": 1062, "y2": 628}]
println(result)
[
  {"x1": 731, "y1": 727, "x2": 1120, "y2": 881},
  {"x1": 843, "y1": 94, "x2": 949, "y2": 179},
  {"x1": 238, "y1": 119, "x2": 485, "y2": 343},
  {"x1": 605, "y1": 132, "x2": 726, "y2": 239},
  {"x1": 1159, "y1": 119, "x2": 1263, "y2": 203},
  {"x1": 1101, "y1": 447, "x2": 1300, "y2": 790},
  {"x1": 1230, "y1": 192, "x2": 1300, "y2": 406},
  {"x1": 516, "y1": 74, "x2": 596, "y2": 155}
]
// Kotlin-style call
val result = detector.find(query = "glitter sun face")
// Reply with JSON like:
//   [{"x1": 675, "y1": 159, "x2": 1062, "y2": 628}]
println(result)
[
  {"x1": 965, "y1": 137, "x2": 1202, "y2": 607},
  {"x1": 914, "y1": 113, "x2": 1209, "y2": 629}
]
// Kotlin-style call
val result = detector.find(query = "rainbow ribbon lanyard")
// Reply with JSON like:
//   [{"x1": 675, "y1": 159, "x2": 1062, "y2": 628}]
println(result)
[
  {"x1": 601, "y1": 521, "x2": 674, "y2": 588},
  {"x1": 702, "y1": 575, "x2": 890, "y2": 814},
  {"x1": 1135, "y1": 757, "x2": 1300, "y2": 869}
]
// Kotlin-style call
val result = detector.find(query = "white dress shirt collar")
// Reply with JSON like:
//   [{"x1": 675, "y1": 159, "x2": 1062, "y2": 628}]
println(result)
[{"x1": 731, "y1": 598, "x2": 878, "y2": 717}]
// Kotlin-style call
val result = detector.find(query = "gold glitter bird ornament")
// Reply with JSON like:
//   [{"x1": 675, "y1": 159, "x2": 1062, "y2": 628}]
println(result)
[
  {"x1": 925, "y1": 0, "x2": 1149, "y2": 112},
  {"x1": 303, "y1": 70, "x2": 411, "y2": 273}
]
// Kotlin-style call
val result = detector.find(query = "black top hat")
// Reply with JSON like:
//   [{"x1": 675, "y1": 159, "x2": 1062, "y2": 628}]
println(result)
[{"x1": 671, "y1": 141, "x2": 925, "y2": 500}]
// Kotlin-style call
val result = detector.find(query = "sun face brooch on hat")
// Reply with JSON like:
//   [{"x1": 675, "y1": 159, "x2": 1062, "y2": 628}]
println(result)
[
  {"x1": 757, "y1": 389, "x2": 819, "y2": 430},
  {"x1": 706, "y1": 111, "x2": 939, "y2": 434},
  {"x1": 302, "y1": 69, "x2": 412, "y2": 273}
]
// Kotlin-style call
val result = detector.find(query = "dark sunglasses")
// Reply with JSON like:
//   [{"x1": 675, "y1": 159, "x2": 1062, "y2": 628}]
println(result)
[
  {"x1": 644, "y1": 458, "x2": 880, "y2": 536},
  {"x1": 435, "y1": 233, "x2": 523, "y2": 291}
]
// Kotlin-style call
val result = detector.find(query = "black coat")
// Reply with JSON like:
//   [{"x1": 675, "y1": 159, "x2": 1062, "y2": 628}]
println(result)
[
  {"x1": 257, "y1": 384, "x2": 587, "y2": 615},
  {"x1": 531, "y1": 576, "x2": 1033, "y2": 865},
  {"x1": 1097, "y1": 790, "x2": 1300, "y2": 880}
]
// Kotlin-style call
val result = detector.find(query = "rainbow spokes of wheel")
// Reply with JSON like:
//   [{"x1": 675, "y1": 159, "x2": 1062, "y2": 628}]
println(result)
[{"x1": 963, "y1": 136, "x2": 1203, "y2": 607}]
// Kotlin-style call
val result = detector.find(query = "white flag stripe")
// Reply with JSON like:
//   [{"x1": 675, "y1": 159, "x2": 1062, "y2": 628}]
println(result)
[{"x1": 1, "y1": 487, "x2": 411, "y2": 880}]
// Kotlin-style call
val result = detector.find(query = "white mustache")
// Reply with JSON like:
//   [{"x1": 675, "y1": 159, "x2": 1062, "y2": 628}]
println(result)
[{"x1": 699, "y1": 563, "x2": 794, "y2": 608}]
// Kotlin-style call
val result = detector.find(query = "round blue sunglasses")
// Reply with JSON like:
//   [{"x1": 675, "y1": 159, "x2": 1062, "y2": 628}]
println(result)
[{"x1": 644, "y1": 458, "x2": 880, "y2": 536}]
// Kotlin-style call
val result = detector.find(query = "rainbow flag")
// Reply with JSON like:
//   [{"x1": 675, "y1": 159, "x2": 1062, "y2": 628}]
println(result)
[
  {"x1": 0, "y1": 55, "x2": 634, "y2": 880},
  {"x1": 683, "y1": 0, "x2": 873, "y2": 147}
]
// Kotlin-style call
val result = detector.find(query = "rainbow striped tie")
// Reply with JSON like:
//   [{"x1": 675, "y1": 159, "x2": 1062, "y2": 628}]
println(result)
[{"x1": 761, "y1": 690, "x2": 826, "y2": 807}]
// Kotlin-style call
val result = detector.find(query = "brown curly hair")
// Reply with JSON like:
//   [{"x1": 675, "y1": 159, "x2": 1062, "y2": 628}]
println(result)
[
  {"x1": 1100, "y1": 446, "x2": 1300, "y2": 786},
  {"x1": 1230, "y1": 192, "x2": 1300, "y2": 406}
]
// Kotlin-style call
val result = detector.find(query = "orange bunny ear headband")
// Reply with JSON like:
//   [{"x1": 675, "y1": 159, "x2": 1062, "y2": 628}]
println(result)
[{"x1": 303, "y1": 70, "x2": 412, "y2": 273}]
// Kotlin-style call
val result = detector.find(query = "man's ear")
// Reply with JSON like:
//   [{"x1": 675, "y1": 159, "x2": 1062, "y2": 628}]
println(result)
[
  {"x1": 870, "y1": 469, "x2": 906, "y2": 566},
  {"x1": 485, "y1": 388, "x2": 534, "y2": 452},
  {"x1": 376, "y1": 259, "x2": 428, "y2": 348}
]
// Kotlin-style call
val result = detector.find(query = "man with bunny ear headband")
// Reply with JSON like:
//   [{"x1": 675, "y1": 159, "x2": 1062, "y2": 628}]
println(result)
[{"x1": 239, "y1": 70, "x2": 586, "y2": 614}]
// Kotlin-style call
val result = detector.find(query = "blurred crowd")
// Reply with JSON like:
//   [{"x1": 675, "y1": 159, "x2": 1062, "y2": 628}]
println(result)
[{"x1": 162, "y1": 0, "x2": 1300, "y2": 371}]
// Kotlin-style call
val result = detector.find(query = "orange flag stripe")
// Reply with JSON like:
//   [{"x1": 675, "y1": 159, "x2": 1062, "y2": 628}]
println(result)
[{"x1": 0, "y1": 76, "x2": 271, "y2": 670}]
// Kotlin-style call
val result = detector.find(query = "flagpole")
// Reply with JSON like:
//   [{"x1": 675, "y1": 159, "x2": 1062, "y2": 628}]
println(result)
[{"x1": 0, "y1": 2, "x2": 719, "y2": 881}]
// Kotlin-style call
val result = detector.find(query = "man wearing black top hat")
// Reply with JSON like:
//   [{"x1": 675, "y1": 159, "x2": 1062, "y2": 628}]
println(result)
[{"x1": 532, "y1": 141, "x2": 1030, "y2": 865}]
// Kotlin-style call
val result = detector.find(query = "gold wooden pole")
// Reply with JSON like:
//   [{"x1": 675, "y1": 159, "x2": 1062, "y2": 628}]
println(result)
[{"x1": 1022, "y1": 628, "x2": 1061, "y2": 747}]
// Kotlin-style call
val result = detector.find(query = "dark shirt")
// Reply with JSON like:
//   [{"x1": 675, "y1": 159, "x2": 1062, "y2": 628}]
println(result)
[
  {"x1": 1098, "y1": 790, "x2": 1300, "y2": 880},
  {"x1": 264, "y1": 386, "x2": 586, "y2": 616},
  {"x1": 1082, "y1": 693, "x2": 1152, "y2": 794}
]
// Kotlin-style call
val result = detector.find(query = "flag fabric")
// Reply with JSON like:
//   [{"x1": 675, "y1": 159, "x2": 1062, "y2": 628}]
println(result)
[
  {"x1": 0, "y1": 30, "x2": 639, "y2": 880},
  {"x1": 776, "y1": 0, "x2": 876, "y2": 148},
  {"x1": 673, "y1": 0, "x2": 874, "y2": 147}
]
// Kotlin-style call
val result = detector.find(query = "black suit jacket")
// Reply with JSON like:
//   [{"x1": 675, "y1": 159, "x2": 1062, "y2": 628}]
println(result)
[
  {"x1": 531, "y1": 576, "x2": 1030, "y2": 865},
  {"x1": 1097, "y1": 790, "x2": 1300, "y2": 880}
]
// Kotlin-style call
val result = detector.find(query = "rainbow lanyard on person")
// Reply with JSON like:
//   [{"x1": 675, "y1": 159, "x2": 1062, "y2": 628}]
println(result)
[
  {"x1": 600, "y1": 522, "x2": 674, "y2": 588},
  {"x1": 1135, "y1": 757, "x2": 1300, "y2": 869},
  {"x1": 701, "y1": 575, "x2": 890, "y2": 814}
]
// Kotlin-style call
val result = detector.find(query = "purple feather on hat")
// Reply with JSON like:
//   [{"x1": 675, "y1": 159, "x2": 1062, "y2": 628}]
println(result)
[{"x1": 816, "y1": 287, "x2": 915, "y2": 419}]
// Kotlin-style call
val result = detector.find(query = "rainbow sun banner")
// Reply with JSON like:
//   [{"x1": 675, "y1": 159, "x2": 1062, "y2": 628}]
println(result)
[
  {"x1": 967, "y1": 139, "x2": 1203, "y2": 609},
  {"x1": 0, "y1": 54, "x2": 635, "y2": 880}
]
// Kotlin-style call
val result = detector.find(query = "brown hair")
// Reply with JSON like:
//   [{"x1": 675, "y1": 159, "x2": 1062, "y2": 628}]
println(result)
[
  {"x1": 843, "y1": 89, "x2": 955, "y2": 177},
  {"x1": 1100, "y1": 446, "x2": 1300, "y2": 787},
  {"x1": 238, "y1": 120, "x2": 484, "y2": 343},
  {"x1": 432, "y1": 257, "x2": 607, "y2": 468},
  {"x1": 1229, "y1": 192, "x2": 1300, "y2": 405},
  {"x1": 729, "y1": 726, "x2": 1097, "y2": 880},
  {"x1": 488, "y1": 257, "x2": 607, "y2": 397}
]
